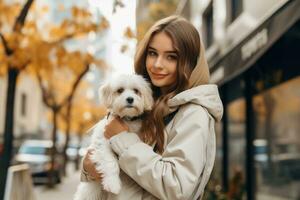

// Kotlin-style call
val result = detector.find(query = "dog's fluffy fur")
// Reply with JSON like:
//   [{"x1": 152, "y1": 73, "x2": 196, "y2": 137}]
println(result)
[{"x1": 73, "y1": 74, "x2": 153, "y2": 200}]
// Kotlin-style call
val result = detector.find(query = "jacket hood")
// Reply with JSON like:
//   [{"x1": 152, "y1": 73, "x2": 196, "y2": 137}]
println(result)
[
  {"x1": 168, "y1": 85, "x2": 223, "y2": 122},
  {"x1": 188, "y1": 38, "x2": 210, "y2": 88},
  {"x1": 167, "y1": 39, "x2": 223, "y2": 121}
]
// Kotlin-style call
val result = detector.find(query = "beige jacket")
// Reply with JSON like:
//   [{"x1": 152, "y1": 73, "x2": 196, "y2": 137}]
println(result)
[{"x1": 81, "y1": 84, "x2": 223, "y2": 200}]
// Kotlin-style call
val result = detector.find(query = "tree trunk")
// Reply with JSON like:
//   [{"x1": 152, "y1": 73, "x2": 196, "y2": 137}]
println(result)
[
  {"x1": 0, "y1": 69, "x2": 19, "y2": 199},
  {"x1": 0, "y1": 0, "x2": 35, "y2": 195},
  {"x1": 48, "y1": 108, "x2": 58, "y2": 188},
  {"x1": 62, "y1": 65, "x2": 89, "y2": 175},
  {"x1": 75, "y1": 131, "x2": 83, "y2": 171},
  {"x1": 62, "y1": 101, "x2": 72, "y2": 176}
]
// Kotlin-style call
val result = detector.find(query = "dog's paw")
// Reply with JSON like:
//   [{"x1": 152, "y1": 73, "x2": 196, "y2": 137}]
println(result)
[{"x1": 102, "y1": 176, "x2": 121, "y2": 194}]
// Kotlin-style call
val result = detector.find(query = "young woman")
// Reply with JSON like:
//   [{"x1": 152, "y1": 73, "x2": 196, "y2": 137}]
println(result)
[{"x1": 81, "y1": 15, "x2": 223, "y2": 200}]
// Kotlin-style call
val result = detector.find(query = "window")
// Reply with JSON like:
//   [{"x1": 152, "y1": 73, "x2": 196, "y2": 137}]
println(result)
[
  {"x1": 227, "y1": 98, "x2": 246, "y2": 196},
  {"x1": 253, "y1": 77, "x2": 300, "y2": 199},
  {"x1": 226, "y1": 77, "x2": 247, "y2": 199},
  {"x1": 21, "y1": 93, "x2": 27, "y2": 117},
  {"x1": 227, "y1": 0, "x2": 243, "y2": 24},
  {"x1": 203, "y1": 2, "x2": 213, "y2": 48}
]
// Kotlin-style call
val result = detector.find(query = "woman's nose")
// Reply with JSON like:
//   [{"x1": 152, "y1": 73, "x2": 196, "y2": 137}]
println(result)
[{"x1": 154, "y1": 56, "x2": 163, "y2": 68}]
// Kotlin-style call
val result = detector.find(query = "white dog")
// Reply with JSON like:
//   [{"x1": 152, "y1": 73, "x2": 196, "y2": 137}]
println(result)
[{"x1": 73, "y1": 74, "x2": 154, "y2": 200}]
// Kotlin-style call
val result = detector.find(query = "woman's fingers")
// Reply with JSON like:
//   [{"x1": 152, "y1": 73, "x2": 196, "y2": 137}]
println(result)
[
  {"x1": 105, "y1": 117, "x2": 130, "y2": 139},
  {"x1": 83, "y1": 150, "x2": 102, "y2": 181}
]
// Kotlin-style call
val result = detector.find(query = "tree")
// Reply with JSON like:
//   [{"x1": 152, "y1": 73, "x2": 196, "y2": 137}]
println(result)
[
  {"x1": 0, "y1": 0, "x2": 35, "y2": 197},
  {"x1": 0, "y1": 0, "x2": 109, "y2": 190},
  {"x1": 137, "y1": 0, "x2": 179, "y2": 41},
  {"x1": 35, "y1": 60, "x2": 91, "y2": 183},
  {"x1": 35, "y1": 54, "x2": 106, "y2": 177},
  {"x1": 54, "y1": 82, "x2": 107, "y2": 170}
]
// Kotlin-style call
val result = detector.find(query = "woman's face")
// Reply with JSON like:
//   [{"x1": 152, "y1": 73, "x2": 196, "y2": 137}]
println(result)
[{"x1": 146, "y1": 32, "x2": 178, "y2": 93}]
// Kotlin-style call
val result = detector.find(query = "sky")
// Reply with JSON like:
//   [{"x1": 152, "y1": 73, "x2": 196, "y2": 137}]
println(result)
[{"x1": 88, "y1": 0, "x2": 137, "y2": 78}]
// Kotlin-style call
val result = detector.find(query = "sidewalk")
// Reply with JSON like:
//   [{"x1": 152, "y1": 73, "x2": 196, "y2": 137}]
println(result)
[{"x1": 34, "y1": 164, "x2": 80, "y2": 200}]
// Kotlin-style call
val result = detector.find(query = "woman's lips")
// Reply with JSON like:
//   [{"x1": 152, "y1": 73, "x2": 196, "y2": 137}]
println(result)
[{"x1": 150, "y1": 72, "x2": 168, "y2": 79}]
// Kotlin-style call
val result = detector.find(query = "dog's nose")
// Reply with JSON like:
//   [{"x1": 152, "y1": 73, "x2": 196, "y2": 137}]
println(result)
[{"x1": 126, "y1": 97, "x2": 134, "y2": 104}]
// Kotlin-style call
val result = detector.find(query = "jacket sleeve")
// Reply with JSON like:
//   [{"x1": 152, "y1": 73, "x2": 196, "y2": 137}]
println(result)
[{"x1": 109, "y1": 106, "x2": 210, "y2": 200}]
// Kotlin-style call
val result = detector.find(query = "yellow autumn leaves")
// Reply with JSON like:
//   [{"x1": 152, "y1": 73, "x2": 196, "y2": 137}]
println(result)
[
  {"x1": 0, "y1": 0, "x2": 110, "y2": 137},
  {"x1": 137, "y1": 0, "x2": 179, "y2": 41}
]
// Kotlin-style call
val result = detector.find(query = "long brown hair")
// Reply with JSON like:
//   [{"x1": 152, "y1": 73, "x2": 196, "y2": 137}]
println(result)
[{"x1": 135, "y1": 15, "x2": 206, "y2": 154}]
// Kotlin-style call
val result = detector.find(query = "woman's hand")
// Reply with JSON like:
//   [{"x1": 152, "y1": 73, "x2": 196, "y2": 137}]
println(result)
[
  {"x1": 83, "y1": 149, "x2": 102, "y2": 181},
  {"x1": 104, "y1": 117, "x2": 129, "y2": 139}
]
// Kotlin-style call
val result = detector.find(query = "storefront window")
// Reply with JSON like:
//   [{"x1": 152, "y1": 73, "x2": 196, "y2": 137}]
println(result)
[
  {"x1": 227, "y1": 98, "x2": 246, "y2": 197},
  {"x1": 253, "y1": 77, "x2": 300, "y2": 199}
]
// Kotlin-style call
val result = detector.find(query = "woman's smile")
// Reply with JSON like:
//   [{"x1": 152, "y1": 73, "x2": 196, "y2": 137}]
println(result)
[{"x1": 149, "y1": 71, "x2": 169, "y2": 79}]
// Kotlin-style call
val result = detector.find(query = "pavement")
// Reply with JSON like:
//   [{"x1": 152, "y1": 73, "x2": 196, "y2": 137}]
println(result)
[{"x1": 34, "y1": 163, "x2": 80, "y2": 200}]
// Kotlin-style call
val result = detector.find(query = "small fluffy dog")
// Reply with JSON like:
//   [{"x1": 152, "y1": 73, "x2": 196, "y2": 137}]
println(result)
[{"x1": 74, "y1": 74, "x2": 154, "y2": 200}]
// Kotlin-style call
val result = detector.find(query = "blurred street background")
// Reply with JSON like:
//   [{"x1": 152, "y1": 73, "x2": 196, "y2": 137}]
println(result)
[
  {"x1": 34, "y1": 163, "x2": 80, "y2": 200},
  {"x1": 0, "y1": 0, "x2": 299, "y2": 200}
]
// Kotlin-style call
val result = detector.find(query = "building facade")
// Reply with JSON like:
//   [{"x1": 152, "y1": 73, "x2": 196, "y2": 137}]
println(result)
[
  {"x1": 187, "y1": 0, "x2": 300, "y2": 199},
  {"x1": 0, "y1": 74, "x2": 44, "y2": 141}
]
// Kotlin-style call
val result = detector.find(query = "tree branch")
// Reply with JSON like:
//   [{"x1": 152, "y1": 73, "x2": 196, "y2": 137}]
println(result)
[
  {"x1": 20, "y1": 61, "x2": 30, "y2": 71},
  {"x1": 37, "y1": 71, "x2": 55, "y2": 108},
  {"x1": 60, "y1": 64, "x2": 90, "y2": 108},
  {"x1": 113, "y1": 0, "x2": 125, "y2": 13},
  {"x1": 13, "y1": 0, "x2": 35, "y2": 31},
  {"x1": 0, "y1": 33, "x2": 13, "y2": 55},
  {"x1": 51, "y1": 33, "x2": 76, "y2": 45}
]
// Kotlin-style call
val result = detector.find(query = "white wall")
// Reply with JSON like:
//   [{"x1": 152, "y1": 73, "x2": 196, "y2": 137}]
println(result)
[
  {"x1": 0, "y1": 74, "x2": 43, "y2": 138},
  {"x1": 190, "y1": 0, "x2": 289, "y2": 54},
  {"x1": 14, "y1": 74, "x2": 43, "y2": 137},
  {"x1": 225, "y1": 0, "x2": 289, "y2": 49}
]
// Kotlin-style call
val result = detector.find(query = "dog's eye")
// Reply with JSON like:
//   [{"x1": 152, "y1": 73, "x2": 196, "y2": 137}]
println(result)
[
  {"x1": 117, "y1": 88, "x2": 124, "y2": 93},
  {"x1": 133, "y1": 88, "x2": 140, "y2": 94}
]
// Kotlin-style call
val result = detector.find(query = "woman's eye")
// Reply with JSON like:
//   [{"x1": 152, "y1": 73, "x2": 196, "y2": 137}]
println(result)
[
  {"x1": 147, "y1": 50, "x2": 156, "y2": 57},
  {"x1": 167, "y1": 54, "x2": 178, "y2": 61},
  {"x1": 117, "y1": 88, "x2": 124, "y2": 93}
]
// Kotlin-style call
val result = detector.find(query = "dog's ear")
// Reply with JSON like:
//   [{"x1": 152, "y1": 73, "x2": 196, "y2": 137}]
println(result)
[
  {"x1": 141, "y1": 81, "x2": 154, "y2": 111},
  {"x1": 98, "y1": 82, "x2": 113, "y2": 109}
]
